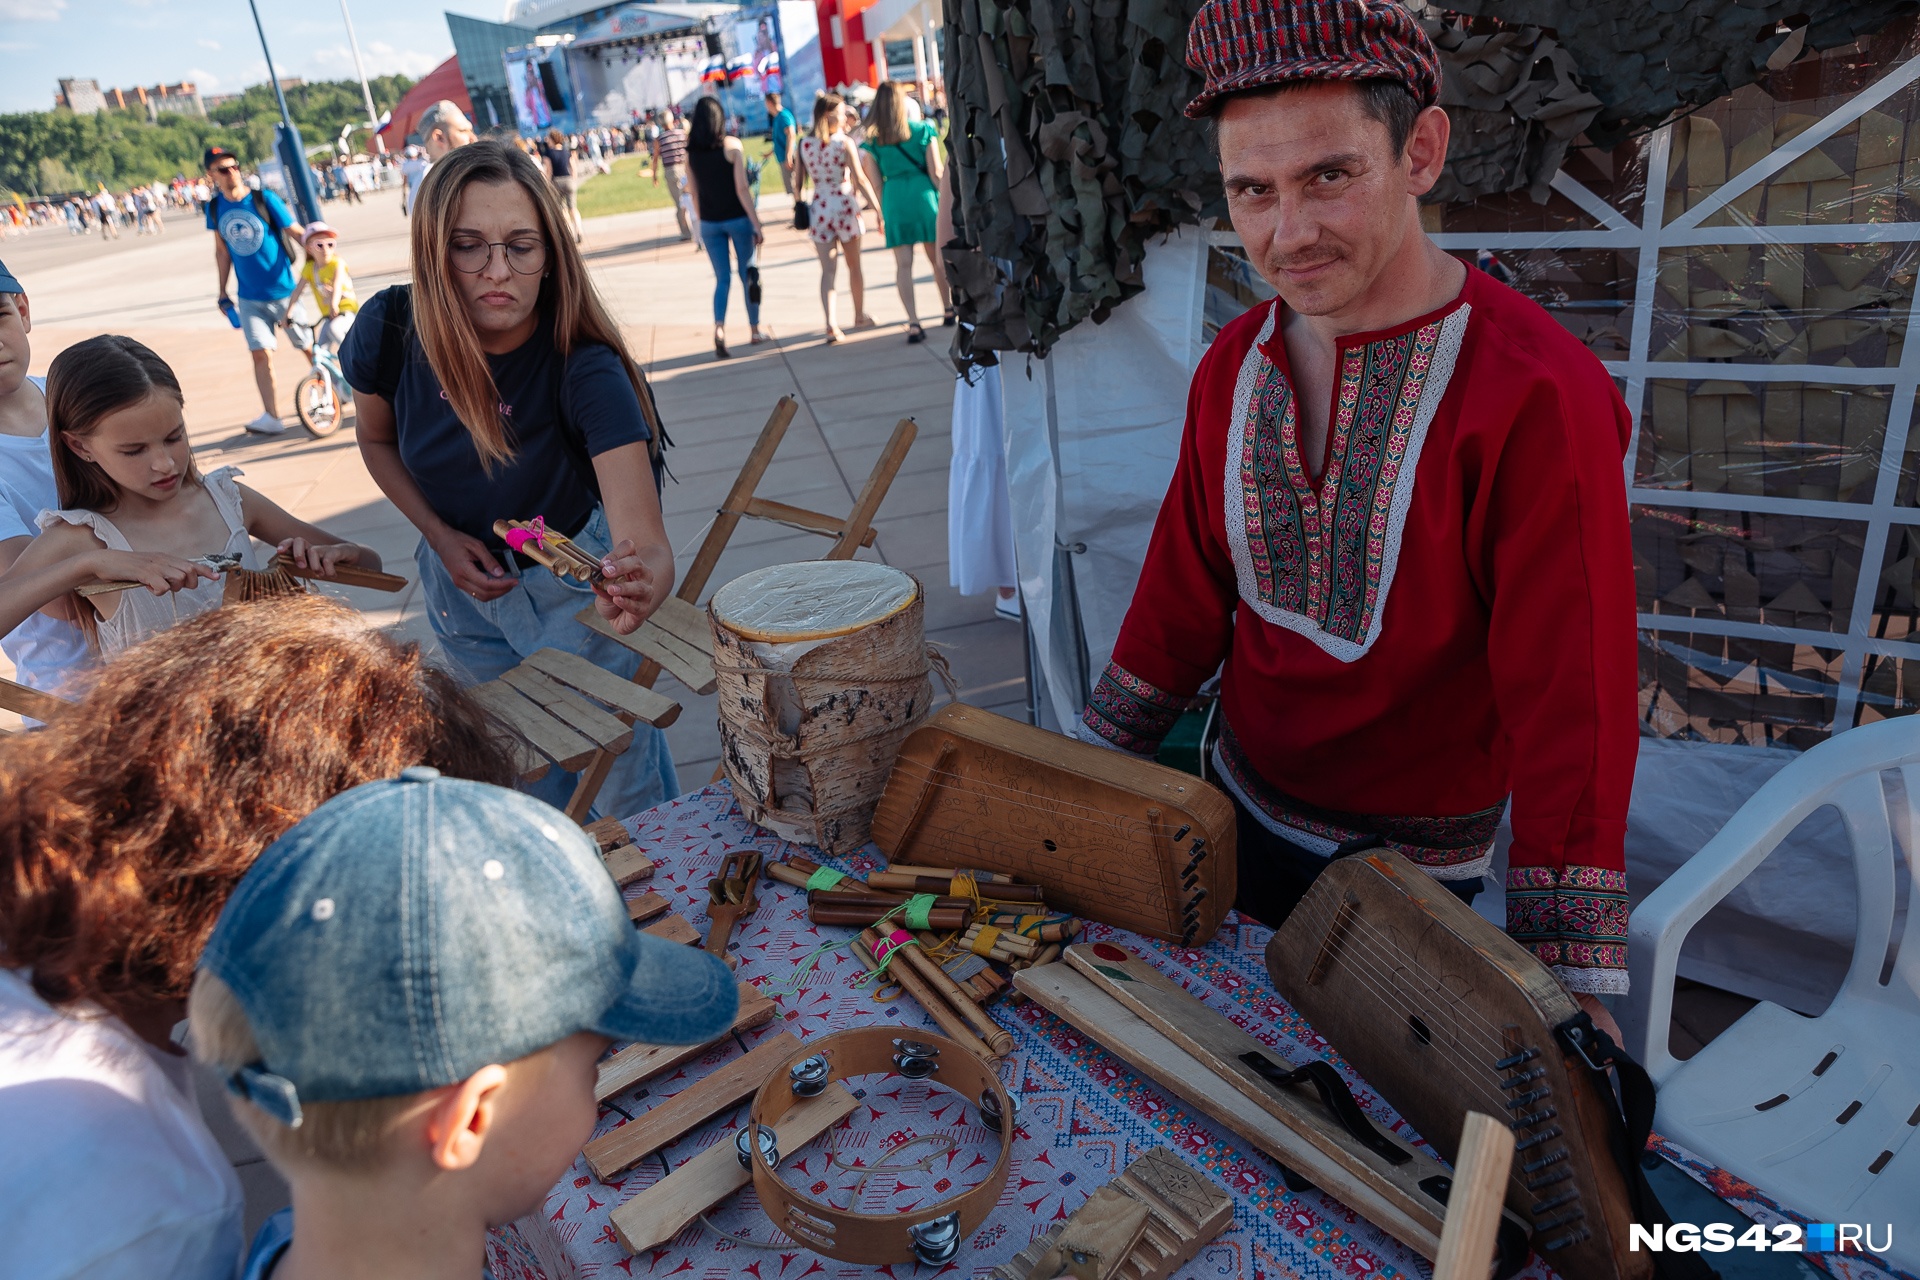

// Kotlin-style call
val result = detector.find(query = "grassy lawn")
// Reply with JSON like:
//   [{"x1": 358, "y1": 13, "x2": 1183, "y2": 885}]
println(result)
[{"x1": 575, "y1": 143, "x2": 788, "y2": 220}]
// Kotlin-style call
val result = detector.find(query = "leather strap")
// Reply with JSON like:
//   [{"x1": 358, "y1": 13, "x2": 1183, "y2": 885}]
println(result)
[
  {"x1": 1556, "y1": 1014, "x2": 1719, "y2": 1280},
  {"x1": 746, "y1": 1027, "x2": 1014, "y2": 1263}
]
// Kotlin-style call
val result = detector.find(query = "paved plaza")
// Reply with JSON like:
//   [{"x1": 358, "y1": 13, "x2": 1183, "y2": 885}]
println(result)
[{"x1": 10, "y1": 190, "x2": 1026, "y2": 773}]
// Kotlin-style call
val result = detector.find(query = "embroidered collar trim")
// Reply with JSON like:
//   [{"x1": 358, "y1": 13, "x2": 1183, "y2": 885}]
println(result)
[{"x1": 1223, "y1": 298, "x2": 1470, "y2": 663}]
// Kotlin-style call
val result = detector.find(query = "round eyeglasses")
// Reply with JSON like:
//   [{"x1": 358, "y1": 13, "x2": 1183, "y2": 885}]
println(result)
[{"x1": 448, "y1": 236, "x2": 547, "y2": 275}]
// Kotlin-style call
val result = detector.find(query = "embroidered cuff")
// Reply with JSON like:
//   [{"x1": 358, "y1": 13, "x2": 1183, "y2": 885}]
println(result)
[
  {"x1": 1553, "y1": 964, "x2": 1629, "y2": 997},
  {"x1": 1080, "y1": 660, "x2": 1187, "y2": 757},
  {"x1": 1506, "y1": 865, "x2": 1630, "y2": 997}
]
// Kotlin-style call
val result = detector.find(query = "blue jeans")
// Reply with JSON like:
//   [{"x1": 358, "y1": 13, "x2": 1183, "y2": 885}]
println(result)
[
  {"x1": 414, "y1": 506, "x2": 680, "y2": 821},
  {"x1": 699, "y1": 216, "x2": 759, "y2": 325}
]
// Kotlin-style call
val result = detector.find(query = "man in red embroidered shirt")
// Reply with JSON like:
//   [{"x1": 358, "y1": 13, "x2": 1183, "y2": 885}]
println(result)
[{"x1": 1079, "y1": 0, "x2": 1638, "y2": 1012}]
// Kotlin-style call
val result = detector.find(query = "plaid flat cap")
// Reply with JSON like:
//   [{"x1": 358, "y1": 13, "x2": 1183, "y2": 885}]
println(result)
[{"x1": 1184, "y1": 0, "x2": 1440, "y2": 118}]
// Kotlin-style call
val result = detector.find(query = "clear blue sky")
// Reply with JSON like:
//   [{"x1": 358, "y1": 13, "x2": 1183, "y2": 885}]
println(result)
[{"x1": 0, "y1": 0, "x2": 506, "y2": 115}]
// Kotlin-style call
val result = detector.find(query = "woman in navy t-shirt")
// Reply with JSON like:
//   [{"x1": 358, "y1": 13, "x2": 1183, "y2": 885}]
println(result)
[{"x1": 341, "y1": 139, "x2": 677, "y2": 818}]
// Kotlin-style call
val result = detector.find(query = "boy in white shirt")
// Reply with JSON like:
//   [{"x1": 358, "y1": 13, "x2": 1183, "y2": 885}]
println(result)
[{"x1": 0, "y1": 257, "x2": 90, "y2": 695}]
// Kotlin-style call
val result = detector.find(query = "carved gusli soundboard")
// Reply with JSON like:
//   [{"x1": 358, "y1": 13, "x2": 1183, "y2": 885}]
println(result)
[
  {"x1": 868, "y1": 706, "x2": 1236, "y2": 945},
  {"x1": 1265, "y1": 851, "x2": 1651, "y2": 1280}
]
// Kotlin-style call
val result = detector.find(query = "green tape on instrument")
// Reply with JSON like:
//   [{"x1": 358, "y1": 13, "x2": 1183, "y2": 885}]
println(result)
[
  {"x1": 804, "y1": 867, "x2": 846, "y2": 892},
  {"x1": 904, "y1": 893, "x2": 938, "y2": 931}
]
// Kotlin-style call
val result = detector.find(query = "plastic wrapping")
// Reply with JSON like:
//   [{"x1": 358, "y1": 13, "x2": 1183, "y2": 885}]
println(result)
[{"x1": 707, "y1": 561, "x2": 918, "y2": 650}]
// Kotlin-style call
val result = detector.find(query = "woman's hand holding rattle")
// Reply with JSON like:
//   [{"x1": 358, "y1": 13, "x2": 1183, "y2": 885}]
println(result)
[{"x1": 592, "y1": 538, "x2": 658, "y2": 633}]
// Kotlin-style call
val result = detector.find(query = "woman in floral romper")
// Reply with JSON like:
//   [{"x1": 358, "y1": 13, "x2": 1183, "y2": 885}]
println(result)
[{"x1": 796, "y1": 92, "x2": 884, "y2": 342}]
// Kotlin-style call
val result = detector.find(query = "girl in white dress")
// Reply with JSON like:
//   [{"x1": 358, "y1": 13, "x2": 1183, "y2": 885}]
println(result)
[
  {"x1": 796, "y1": 92, "x2": 884, "y2": 343},
  {"x1": 3, "y1": 335, "x2": 379, "y2": 655}
]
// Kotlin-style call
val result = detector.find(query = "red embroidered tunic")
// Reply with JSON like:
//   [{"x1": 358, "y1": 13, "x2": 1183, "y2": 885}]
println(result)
[{"x1": 1080, "y1": 268, "x2": 1638, "y2": 995}]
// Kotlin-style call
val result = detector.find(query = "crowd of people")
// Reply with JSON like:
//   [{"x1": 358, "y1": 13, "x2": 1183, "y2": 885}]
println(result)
[{"x1": 16, "y1": 182, "x2": 191, "y2": 239}]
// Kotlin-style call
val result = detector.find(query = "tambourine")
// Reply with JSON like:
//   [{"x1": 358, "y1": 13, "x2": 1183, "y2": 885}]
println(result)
[{"x1": 743, "y1": 1026, "x2": 1016, "y2": 1265}]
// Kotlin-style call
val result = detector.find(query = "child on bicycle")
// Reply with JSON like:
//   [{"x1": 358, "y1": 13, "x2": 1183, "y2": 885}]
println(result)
[{"x1": 288, "y1": 222, "x2": 356, "y2": 352}]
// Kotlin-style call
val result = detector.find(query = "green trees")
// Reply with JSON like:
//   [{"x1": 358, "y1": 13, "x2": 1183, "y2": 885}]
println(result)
[{"x1": 0, "y1": 74, "x2": 414, "y2": 198}]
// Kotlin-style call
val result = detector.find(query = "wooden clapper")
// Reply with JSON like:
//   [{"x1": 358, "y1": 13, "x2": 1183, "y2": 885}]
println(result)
[{"x1": 559, "y1": 395, "x2": 918, "y2": 819}]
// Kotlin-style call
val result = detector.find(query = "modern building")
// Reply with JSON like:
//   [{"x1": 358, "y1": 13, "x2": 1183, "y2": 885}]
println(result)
[
  {"x1": 108, "y1": 82, "x2": 208, "y2": 119},
  {"x1": 55, "y1": 78, "x2": 107, "y2": 113},
  {"x1": 60, "y1": 78, "x2": 211, "y2": 118}
]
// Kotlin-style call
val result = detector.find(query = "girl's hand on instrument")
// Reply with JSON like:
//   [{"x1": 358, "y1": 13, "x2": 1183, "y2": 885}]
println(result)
[
  {"x1": 86, "y1": 549, "x2": 219, "y2": 595},
  {"x1": 593, "y1": 538, "x2": 657, "y2": 633},
  {"x1": 429, "y1": 527, "x2": 514, "y2": 602},
  {"x1": 276, "y1": 537, "x2": 361, "y2": 578}
]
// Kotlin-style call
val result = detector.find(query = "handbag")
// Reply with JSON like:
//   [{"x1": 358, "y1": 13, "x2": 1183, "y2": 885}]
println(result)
[{"x1": 792, "y1": 198, "x2": 811, "y2": 230}]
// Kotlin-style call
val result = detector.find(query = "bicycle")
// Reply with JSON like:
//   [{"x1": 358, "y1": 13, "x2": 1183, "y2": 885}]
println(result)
[{"x1": 284, "y1": 317, "x2": 352, "y2": 437}]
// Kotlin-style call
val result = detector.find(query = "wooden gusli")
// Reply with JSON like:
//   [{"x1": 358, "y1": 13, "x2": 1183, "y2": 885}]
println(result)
[
  {"x1": 1265, "y1": 850, "x2": 1651, "y2": 1280},
  {"x1": 869, "y1": 705, "x2": 1235, "y2": 945},
  {"x1": 1058, "y1": 943, "x2": 1492, "y2": 1251},
  {"x1": 1015, "y1": 956, "x2": 1456, "y2": 1260}
]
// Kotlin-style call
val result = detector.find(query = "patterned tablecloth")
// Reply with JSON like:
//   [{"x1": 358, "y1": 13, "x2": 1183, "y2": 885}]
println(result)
[{"x1": 483, "y1": 785, "x2": 1912, "y2": 1280}]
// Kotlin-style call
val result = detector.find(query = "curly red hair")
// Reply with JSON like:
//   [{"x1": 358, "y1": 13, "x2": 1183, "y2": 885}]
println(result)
[{"x1": 0, "y1": 596, "x2": 517, "y2": 1016}]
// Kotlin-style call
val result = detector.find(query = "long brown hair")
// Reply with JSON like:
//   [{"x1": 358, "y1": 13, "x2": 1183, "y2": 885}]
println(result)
[
  {"x1": 869, "y1": 82, "x2": 911, "y2": 147},
  {"x1": 0, "y1": 596, "x2": 517, "y2": 1020},
  {"x1": 810, "y1": 91, "x2": 845, "y2": 142},
  {"x1": 45, "y1": 334, "x2": 199, "y2": 512},
  {"x1": 409, "y1": 138, "x2": 662, "y2": 472}
]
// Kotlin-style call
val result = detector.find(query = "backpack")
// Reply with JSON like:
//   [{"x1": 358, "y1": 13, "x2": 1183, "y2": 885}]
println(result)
[{"x1": 370, "y1": 285, "x2": 667, "y2": 494}]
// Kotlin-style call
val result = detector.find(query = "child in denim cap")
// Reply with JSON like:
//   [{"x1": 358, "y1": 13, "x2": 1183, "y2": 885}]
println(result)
[{"x1": 189, "y1": 769, "x2": 738, "y2": 1280}]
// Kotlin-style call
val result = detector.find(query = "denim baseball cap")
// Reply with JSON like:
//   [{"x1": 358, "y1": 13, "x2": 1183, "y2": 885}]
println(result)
[
  {"x1": 200, "y1": 768, "x2": 737, "y2": 1127},
  {"x1": 0, "y1": 256, "x2": 20, "y2": 295}
]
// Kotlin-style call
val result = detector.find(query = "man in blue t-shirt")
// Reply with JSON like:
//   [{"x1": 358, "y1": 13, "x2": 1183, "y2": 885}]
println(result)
[
  {"x1": 765, "y1": 92, "x2": 797, "y2": 196},
  {"x1": 203, "y1": 146, "x2": 304, "y2": 436}
]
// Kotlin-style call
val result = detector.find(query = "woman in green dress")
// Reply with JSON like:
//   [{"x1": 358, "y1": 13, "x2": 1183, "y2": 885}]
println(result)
[{"x1": 858, "y1": 83, "x2": 953, "y2": 344}]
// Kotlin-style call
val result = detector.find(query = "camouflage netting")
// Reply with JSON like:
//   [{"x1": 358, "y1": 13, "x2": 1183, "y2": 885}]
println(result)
[
  {"x1": 1431, "y1": 0, "x2": 1920, "y2": 149},
  {"x1": 942, "y1": 0, "x2": 1919, "y2": 369},
  {"x1": 940, "y1": 0, "x2": 1217, "y2": 368},
  {"x1": 1418, "y1": 16, "x2": 1601, "y2": 205}
]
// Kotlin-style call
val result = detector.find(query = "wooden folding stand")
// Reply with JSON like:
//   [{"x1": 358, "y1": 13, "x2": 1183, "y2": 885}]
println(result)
[
  {"x1": 469, "y1": 647, "x2": 682, "y2": 785},
  {"x1": 562, "y1": 395, "x2": 918, "y2": 819},
  {"x1": 0, "y1": 676, "x2": 71, "y2": 730}
]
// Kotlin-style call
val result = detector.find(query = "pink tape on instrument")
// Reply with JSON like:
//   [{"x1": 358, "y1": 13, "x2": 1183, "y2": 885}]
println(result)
[
  {"x1": 503, "y1": 516, "x2": 549, "y2": 555},
  {"x1": 870, "y1": 927, "x2": 916, "y2": 967}
]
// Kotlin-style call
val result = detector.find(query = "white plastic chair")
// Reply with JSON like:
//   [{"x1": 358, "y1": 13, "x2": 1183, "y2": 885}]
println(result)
[{"x1": 1623, "y1": 716, "x2": 1919, "y2": 1271}]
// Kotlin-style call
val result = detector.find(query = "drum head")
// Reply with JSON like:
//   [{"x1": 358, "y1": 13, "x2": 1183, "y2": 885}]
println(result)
[{"x1": 710, "y1": 562, "x2": 918, "y2": 643}]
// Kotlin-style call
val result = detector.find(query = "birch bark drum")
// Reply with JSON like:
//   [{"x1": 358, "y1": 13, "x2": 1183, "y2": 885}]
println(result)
[{"x1": 709, "y1": 562, "x2": 932, "y2": 854}]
